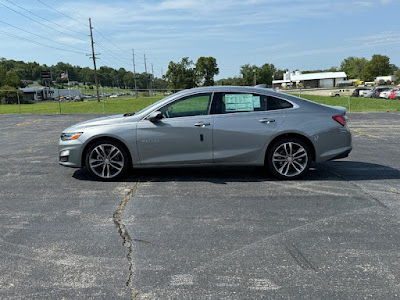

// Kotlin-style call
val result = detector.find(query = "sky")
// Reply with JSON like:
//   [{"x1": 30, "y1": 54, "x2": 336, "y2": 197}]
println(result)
[{"x1": 0, "y1": 0, "x2": 399, "y2": 79}]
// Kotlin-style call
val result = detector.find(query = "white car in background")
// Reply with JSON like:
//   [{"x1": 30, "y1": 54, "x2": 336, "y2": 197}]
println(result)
[
  {"x1": 362, "y1": 89, "x2": 374, "y2": 97},
  {"x1": 379, "y1": 89, "x2": 394, "y2": 99}
]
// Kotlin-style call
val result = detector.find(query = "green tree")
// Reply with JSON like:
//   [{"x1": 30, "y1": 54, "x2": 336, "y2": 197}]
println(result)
[
  {"x1": 79, "y1": 67, "x2": 95, "y2": 85},
  {"x1": 394, "y1": 68, "x2": 400, "y2": 83},
  {"x1": 0, "y1": 85, "x2": 28, "y2": 104},
  {"x1": 195, "y1": 57, "x2": 219, "y2": 86},
  {"x1": 117, "y1": 68, "x2": 127, "y2": 88},
  {"x1": 240, "y1": 63, "x2": 276, "y2": 86},
  {"x1": 215, "y1": 77, "x2": 244, "y2": 86},
  {"x1": 340, "y1": 56, "x2": 368, "y2": 79},
  {"x1": 240, "y1": 64, "x2": 258, "y2": 86},
  {"x1": 389, "y1": 64, "x2": 398, "y2": 75},
  {"x1": 165, "y1": 57, "x2": 197, "y2": 90},
  {"x1": 5, "y1": 70, "x2": 22, "y2": 88},
  {"x1": 0, "y1": 65, "x2": 6, "y2": 86},
  {"x1": 257, "y1": 63, "x2": 276, "y2": 86},
  {"x1": 273, "y1": 69, "x2": 287, "y2": 80},
  {"x1": 153, "y1": 77, "x2": 168, "y2": 90},
  {"x1": 362, "y1": 54, "x2": 391, "y2": 81}
]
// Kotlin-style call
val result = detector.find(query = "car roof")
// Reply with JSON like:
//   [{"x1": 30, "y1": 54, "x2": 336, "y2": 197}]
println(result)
[{"x1": 184, "y1": 86, "x2": 276, "y2": 94}]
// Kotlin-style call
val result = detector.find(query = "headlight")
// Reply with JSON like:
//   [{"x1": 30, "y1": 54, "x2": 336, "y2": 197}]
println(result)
[{"x1": 61, "y1": 132, "x2": 83, "y2": 141}]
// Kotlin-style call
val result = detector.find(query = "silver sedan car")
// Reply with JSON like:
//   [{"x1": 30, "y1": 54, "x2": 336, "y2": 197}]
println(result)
[{"x1": 59, "y1": 86, "x2": 352, "y2": 180}]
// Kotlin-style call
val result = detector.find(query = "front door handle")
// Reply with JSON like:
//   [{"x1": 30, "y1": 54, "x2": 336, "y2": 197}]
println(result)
[
  {"x1": 259, "y1": 118, "x2": 275, "y2": 124},
  {"x1": 194, "y1": 122, "x2": 211, "y2": 127}
]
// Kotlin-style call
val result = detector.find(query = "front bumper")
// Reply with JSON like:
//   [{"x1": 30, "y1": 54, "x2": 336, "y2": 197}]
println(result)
[{"x1": 58, "y1": 139, "x2": 84, "y2": 168}]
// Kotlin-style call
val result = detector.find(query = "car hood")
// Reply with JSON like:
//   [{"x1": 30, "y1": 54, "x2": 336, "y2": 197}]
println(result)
[{"x1": 68, "y1": 114, "x2": 126, "y2": 130}]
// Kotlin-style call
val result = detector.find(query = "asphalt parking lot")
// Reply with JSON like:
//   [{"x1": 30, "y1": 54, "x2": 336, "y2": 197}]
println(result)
[{"x1": 0, "y1": 112, "x2": 399, "y2": 300}]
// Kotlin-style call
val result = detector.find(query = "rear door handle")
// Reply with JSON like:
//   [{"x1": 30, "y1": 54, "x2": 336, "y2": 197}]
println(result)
[
  {"x1": 194, "y1": 122, "x2": 211, "y2": 127},
  {"x1": 259, "y1": 118, "x2": 275, "y2": 124}
]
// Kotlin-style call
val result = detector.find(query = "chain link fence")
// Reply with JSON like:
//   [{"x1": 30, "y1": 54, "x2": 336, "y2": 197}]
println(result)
[
  {"x1": 0, "y1": 89, "x2": 178, "y2": 114},
  {"x1": 1, "y1": 88, "x2": 399, "y2": 114}
]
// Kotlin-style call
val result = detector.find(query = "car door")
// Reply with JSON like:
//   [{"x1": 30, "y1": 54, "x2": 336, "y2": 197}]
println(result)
[
  {"x1": 211, "y1": 92, "x2": 287, "y2": 163},
  {"x1": 136, "y1": 93, "x2": 214, "y2": 165}
]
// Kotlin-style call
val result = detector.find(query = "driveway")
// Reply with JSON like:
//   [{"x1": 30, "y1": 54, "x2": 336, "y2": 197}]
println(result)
[{"x1": 0, "y1": 113, "x2": 399, "y2": 299}]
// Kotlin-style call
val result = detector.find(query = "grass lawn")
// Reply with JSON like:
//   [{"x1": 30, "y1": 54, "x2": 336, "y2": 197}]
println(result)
[
  {"x1": 0, "y1": 93, "x2": 399, "y2": 114},
  {"x1": 0, "y1": 95, "x2": 164, "y2": 114},
  {"x1": 300, "y1": 94, "x2": 400, "y2": 112}
]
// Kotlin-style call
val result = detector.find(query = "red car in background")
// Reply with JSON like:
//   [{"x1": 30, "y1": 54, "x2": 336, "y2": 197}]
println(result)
[{"x1": 388, "y1": 88, "x2": 398, "y2": 100}]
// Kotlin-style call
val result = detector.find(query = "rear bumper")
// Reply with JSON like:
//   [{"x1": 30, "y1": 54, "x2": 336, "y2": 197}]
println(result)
[{"x1": 328, "y1": 147, "x2": 352, "y2": 161}]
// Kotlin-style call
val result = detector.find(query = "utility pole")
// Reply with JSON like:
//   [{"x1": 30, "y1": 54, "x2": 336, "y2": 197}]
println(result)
[
  {"x1": 151, "y1": 63, "x2": 154, "y2": 93},
  {"x1": 89, "y1": 18, "x2": 100, "y2": 103},
  {"x1": 144, "y1": 54, "x2": 149, "y2": 92},
  {"x1": 132, "y1": 49, "x2": 138, "y2": 98}
]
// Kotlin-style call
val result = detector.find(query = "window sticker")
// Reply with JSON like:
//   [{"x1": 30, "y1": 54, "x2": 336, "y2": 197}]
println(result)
[
  {"x1": 225, "y1": 94, "x2": 254, "y2": 112},
  {"x1": 252, "y1": 96, "x2": 261, "y2": 108}
]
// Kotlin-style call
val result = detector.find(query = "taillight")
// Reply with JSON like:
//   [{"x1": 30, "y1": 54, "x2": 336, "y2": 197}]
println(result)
[{"x1": 332, "y1": 115, "x2": 347, "y2": 126}]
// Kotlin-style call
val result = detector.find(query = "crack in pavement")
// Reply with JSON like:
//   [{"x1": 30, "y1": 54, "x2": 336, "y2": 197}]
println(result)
[{"x1": 113, "y1": 181, "x2": 140, "y2": 299}]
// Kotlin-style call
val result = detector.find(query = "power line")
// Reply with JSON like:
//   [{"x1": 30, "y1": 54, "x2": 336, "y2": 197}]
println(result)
[
  {"x1": 40, "y1": 1, "x2": 133, "y2": 59},
  {"x1": 36, "y1": 0, "x2": 87, "y2": 27},
  {"x1": 93, "y1": 28, "x2": 130, "y2": 55},
  {"x1": 0, "y1": 19, "x2": 89, "y2": 53},
  {"x1": 3, "y1": 0, "x2": 88, "y2": 38},
  {"x1": 0, "y1": 29, "x2": 87, "y2": 55},
  {"x1": 62, "y1": 5, "x2": 89, "y2": 21},
  {"x1": 95, "y1": 41, "x2": 132, "y2": 65},
  {"x1": 0, "y1": 1, "x2": 87, "y2": 43},
  {"x1": 33, "y1": 1, "x2": 151, "y2": 72}
]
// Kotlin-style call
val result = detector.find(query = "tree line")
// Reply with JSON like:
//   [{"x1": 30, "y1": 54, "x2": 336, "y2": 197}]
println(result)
[{"x1": 1, "y1": 54, "x2": 399, "y2": 93}]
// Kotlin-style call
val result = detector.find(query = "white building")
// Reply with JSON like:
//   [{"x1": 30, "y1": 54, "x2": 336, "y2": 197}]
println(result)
[
  {"x1": 273, "y1": 71, "x2": 348, "y2": 89},
  {"x1": 20, "y1": 87, "x2": 82, "y2": 101}
]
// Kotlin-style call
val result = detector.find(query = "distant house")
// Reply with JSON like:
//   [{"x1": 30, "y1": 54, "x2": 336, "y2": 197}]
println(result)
[
  {"x1": 19, "y1": 87, "x2": 43, "y2": 101},
  {"x1": 273, "y1": 71, "x2": 348, "y2": 89}
]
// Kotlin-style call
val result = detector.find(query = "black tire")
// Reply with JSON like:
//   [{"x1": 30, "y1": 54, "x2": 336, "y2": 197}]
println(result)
[
  {"x1": 85, "y1": 139, "x2": 130, "y2": 181},
  {"x1": 266, "y1": 137, "x2": 311, "y2": 180}
]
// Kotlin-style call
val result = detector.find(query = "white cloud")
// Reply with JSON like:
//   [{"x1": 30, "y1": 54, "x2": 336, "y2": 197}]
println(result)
[
  {"x1": 56, "y1": 36, "x2": 88, "y2": 45},
  {"x1": 359, "y1": 31, "x2": 400, "y2": 46}
]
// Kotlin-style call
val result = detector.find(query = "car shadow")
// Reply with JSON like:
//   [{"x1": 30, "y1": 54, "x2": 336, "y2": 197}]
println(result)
[{"x1": 72, "y1": 161, "x2": 400, "y2": 183}]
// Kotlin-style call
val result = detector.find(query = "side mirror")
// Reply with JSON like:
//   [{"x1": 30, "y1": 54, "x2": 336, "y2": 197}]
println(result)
[{"x1": 147, "y1": 111, "x2": 163, "y2": 122}]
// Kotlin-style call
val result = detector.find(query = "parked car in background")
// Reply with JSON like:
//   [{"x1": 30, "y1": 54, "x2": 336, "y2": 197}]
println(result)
[
  {"x1": 362, "y1": 89, "x2": 373, "y2": 98},
  {"x1": 389, "y1": 88, "x2": 399, "y2": 100},
  {"x1": 59, "y1": 86, "x2": 352, "y2": 181},
  {"x1": 351, "y1": 88, "x2": 370, "y2": 97},
  {"x1": 330, "y1": 89, "x2": 351, "y2": 97},
  {"x1": 379, "y1": 88, "x2": 395, "y2": 99},
  {"x1": 366, "y1": 87, "x2": 391, "y2": 98},
  {"x1": 395, "y1": 89, "x2": 400, "y2": 100},
  {"x1": 359, "y1": 89, "x2": 371, "y2": 97}
]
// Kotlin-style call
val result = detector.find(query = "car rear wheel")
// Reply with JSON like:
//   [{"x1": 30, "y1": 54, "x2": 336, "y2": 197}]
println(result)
[
  {"x1": 267, "y1": 138, "x2": 311, "y2": 179},
  {"x1": 85, "y1": 140, "x2": 130, "y2": 181}
]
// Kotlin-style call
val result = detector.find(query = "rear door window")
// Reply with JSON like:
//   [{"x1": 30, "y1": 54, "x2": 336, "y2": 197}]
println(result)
[{"x1": 210, "y1": 92, "x2": 292, "y2": 114}]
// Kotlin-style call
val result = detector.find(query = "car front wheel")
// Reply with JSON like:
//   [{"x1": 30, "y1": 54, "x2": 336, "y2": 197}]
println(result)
[
  {"x1": 267, "y1": 138, "x2": 311, "y2": 179},
  {"x1": 85, "y1": 140, "x2": 130, "y2": 181}
]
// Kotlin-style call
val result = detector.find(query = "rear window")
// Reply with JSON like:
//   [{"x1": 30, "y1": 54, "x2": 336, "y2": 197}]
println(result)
[{"x1": 267, "y1": 96, "x2": 293, "y2": 110}]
